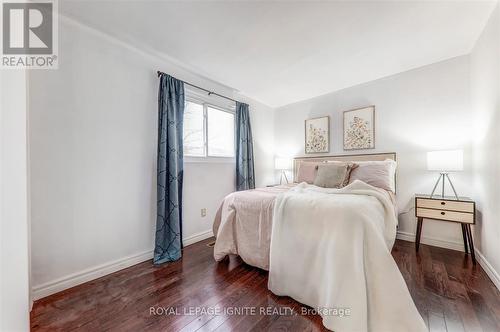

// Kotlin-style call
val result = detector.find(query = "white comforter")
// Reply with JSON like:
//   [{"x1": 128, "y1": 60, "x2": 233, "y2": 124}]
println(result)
[{"x1": 268, "y1": 181, "x2": 427, "y2": 332}]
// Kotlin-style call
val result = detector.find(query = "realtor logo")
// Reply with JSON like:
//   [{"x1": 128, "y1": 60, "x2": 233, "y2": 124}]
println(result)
[{"x1": 1, "y1": 0, "x2": 58, "y2": 68}]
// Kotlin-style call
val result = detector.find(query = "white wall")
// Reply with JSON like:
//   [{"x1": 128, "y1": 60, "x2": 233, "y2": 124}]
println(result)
[
  {"x1": 29, "y1": 16, "x2": 274, "y2": 298},
  {"x1": 0, "y1": 70, "x2": 30, "y2": 331},
  {"x1": 471, "y1": 1, "x2": 500, "y2": 286},
  {"x1": 274, "y1": 56, "x2": 475, "y2": 246}
]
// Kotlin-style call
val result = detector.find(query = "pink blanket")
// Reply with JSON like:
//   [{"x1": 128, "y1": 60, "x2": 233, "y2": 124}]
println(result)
[{"x1": 213, "y1": 184, "x2": 295, "y2": 270}]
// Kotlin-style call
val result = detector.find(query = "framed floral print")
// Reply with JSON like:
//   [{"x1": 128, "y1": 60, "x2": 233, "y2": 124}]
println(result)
[
  {"x1": 343, "y1": 106, "x2": 375, "y2": 150},
  {"x1": 305, "y1": 116, "x2": 329, "y2": 153}
]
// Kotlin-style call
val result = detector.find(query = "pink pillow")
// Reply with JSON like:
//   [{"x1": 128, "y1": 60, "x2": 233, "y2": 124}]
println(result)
[
  {"x1": 348, "y1": 159, "x2": 397, "y2": 192},
  {"x1": 296, "y1": 162, "x2": 320, "y2": 184}
]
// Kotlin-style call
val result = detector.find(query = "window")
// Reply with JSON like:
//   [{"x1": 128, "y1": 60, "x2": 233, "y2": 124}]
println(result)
[
  {"x1": 183, "y1": 100, "x2": 235, "y2": 158},
  {"x1": 207, "y1": 106, "x2": 235, "y2": 157},
  {"x1": 183, "y1": 101, "x2": 204, "y2": 156}
]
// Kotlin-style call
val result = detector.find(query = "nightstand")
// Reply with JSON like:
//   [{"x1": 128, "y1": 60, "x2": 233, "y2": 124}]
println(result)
[{"x1": 415, "y1": 194, "x2": 476, "y2": 264}]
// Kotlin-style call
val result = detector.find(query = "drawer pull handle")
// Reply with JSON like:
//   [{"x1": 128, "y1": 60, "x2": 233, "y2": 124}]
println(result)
[
  {"x1": 441, "y1": 202, "x2": 446, "y2": 205},
  {"x1": 441, "y1": 212, "x2": 445, "y2": 215}
]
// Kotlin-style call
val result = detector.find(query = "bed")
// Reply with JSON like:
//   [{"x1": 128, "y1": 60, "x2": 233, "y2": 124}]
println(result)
[
  {"x1": 212, "y1": 153, "x2": 426, "y2": 332},
  {"x1": 213, "y1": 152, "x2": 397, "y2": 270}
]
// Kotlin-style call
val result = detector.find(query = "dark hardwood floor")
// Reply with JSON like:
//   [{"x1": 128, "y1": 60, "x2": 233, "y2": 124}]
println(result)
[{"x1": 31, "y1": 239, "x2": 500, "y2": 332}]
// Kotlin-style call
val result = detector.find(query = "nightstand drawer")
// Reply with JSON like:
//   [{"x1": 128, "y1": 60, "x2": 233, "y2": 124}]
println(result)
[
  {"x1": 416, "y1": 198, "x2": 473, "y2": 213},
  {"x1": 416, "y1": 208, "x2": 474, "y2": 224}
]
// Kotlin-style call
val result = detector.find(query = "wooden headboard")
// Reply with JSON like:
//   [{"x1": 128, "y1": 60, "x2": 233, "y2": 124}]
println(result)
[{"x1": 293, "y1": 152, "x2": 397, "y2": 188}]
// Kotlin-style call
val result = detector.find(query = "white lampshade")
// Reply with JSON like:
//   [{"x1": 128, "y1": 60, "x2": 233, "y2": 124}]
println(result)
[
  {"x1": 427, "y1": 150, "x2": 463, "y2": 172},
  {"x1": 275, "y1": 157, "x2": 292, "y2": 170}
]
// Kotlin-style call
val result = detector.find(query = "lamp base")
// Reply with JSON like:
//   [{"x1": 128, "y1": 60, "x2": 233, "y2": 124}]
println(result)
[
  {"x1": 279, "y1": 170, "x2": 289, "y2": 185},
  {"x1": 430, "y1": 172, "x2": 459, "y2": 200}
]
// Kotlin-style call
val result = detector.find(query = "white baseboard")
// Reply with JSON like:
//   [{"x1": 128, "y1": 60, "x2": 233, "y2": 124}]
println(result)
[
  {"x1": 396, "y1": 231, "x2": 465, "y2": 252},
  {"x1": 32, "y1": 230, "x2": 214, "y2": 301},
  {"x1": 32, "y1": 249, "x2": 154, "y2": 301},
  {"x1": 396, "y1": 230, "x2": 500, "y2": 291},
  {"x1": 183, "y1": 229, "x2": 213, "y2": 246},
  {"x1": 476, "y1": 249, "x2": 500, "y2": 291}
]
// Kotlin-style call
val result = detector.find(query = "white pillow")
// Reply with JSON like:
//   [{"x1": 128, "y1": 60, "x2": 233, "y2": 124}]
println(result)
[{"x1": 348, "y1": 159, "x2": 397, "y2": 192}]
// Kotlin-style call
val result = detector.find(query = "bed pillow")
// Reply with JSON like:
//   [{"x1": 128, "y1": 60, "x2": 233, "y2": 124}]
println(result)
[
  {"x1": 313, "y1": 163, "x2": 357, "y2": 188},
  {"x1": 296, "y1": 162, "x2": 321, "y2": 184},
  {"x1": 348, "y1": 159, "x2": 397, "y2": 192}
]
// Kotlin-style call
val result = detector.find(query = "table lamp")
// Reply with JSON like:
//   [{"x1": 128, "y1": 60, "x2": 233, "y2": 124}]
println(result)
[
  {"x1": 427, "y1": 150, "x2": 463, "y2": 200},
  {"x1": 275, "y1": 157, "x2": 292, "y2": 184}
]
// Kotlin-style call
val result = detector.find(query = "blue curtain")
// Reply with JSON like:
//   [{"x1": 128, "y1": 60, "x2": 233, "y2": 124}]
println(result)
[
  {"x1": 235, "y1": 102, "x2": 255, "y2": 191},
  {"x1": 154, "y1": 74, "x2": 185, "y2": 265}
]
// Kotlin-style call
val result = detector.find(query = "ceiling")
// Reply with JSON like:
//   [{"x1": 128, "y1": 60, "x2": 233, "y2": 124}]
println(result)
[{"x1": 60, "y1": 1, "x2": 497, "y2": 108}]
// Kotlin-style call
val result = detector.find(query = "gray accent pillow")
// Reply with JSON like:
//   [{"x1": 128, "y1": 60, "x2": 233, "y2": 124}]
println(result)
[{"x1": 313, "y1": 163, "x2": 357, "y2": 188}]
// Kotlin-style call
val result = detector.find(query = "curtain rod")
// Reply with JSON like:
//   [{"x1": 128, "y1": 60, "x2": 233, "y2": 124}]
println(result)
[{"x1": 157, "y1": 70, "x2": 239, "y2": 104}]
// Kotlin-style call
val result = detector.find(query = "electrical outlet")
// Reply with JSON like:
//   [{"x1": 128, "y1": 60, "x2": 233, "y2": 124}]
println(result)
[{"x1": 201, "y1": 208, "x2": 207, "y2": 217}]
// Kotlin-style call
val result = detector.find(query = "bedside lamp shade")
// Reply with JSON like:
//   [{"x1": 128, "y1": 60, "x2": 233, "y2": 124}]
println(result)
[
  {"x1": 275, "y1": 157, "x2": 292, "y2": 170},
  {"x1": 427, "y1": 150, "x2": 463, "y2": 172}
]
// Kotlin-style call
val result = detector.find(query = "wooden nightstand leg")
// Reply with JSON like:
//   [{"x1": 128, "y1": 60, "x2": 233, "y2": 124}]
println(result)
[
  {"x1": 466, "y1": 224, "x2": 476, "y2": 264},
  {"x1": 415, "y1": 217, "x2": 423, "y2": 252},
  {"x1": 461, "y1": 224, "x2": 469, "y2": 254}
]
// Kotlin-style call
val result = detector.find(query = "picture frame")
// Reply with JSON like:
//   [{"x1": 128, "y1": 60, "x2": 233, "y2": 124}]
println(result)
[
  {"x1": 343, "y1": 106, "x2": 375, "y2": 150},
  {"x1": 305, "y1": 116, "x2": 330, "y2": 154}
]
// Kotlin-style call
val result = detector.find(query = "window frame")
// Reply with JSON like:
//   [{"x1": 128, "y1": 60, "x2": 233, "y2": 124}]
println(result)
[{"x1": 184, "y1": 96, "x2": 236, "y2": 163}]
